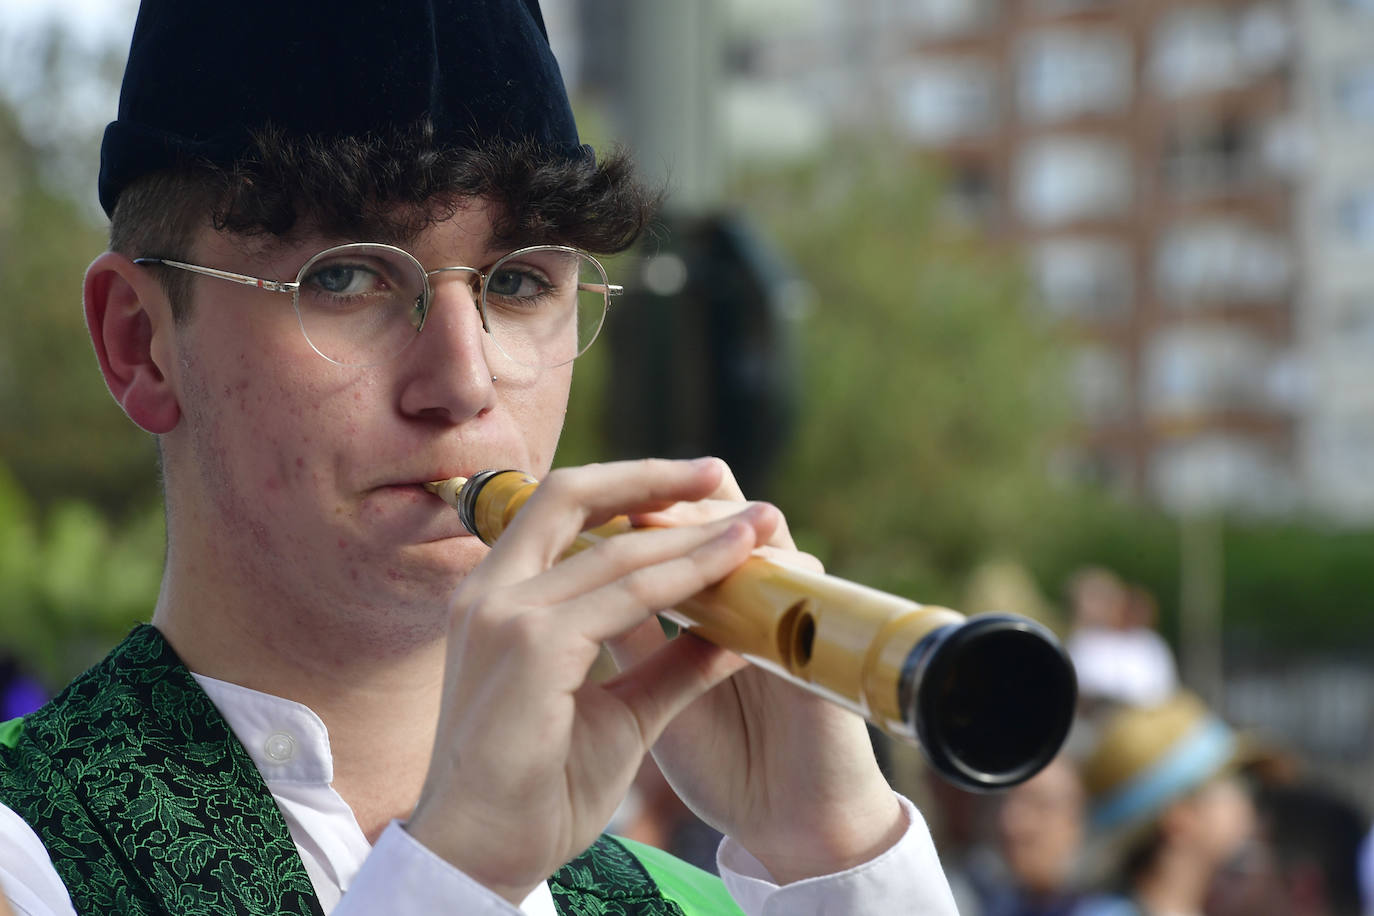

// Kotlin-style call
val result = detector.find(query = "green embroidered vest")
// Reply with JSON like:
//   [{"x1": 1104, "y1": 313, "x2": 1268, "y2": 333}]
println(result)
[{"x1": 0, "y1": 625, "x2": 743, "y2": 915}]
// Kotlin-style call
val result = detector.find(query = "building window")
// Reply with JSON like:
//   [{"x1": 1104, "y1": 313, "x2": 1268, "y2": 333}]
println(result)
[
  {"x1": 1330, "y1": 292, "x2": 1374, "y2": 345},
  {"x1": 1017, "y1": 29, "x2": 1132, "y2": 124},
  {"x1": 1159, "y1": 117, "x2": 1255, "y2": 195},
  {"x1": 1306, "y1": 411, "x2": 1374, "y2": 519},
  {"x1": 903, "y1": 0, "x2": 998, "y2": 37},
  {"x1": 1333, "y1": 65, "x2": 1374, "y2": 125},
  {"x1": 1336, "y1": 189, "x2": 1374, "y2": 248},
  {"x1": 894, "y1": 58, "x2": 999, "y2": 143},
  {"x1": 1032, "y1": 0, "x2": 1121, "y2": 12},
  {"x1": 1144, "y1": 327, "x2": 1272, "y2": 415},
  {"x1": 1031, "y1": 239, "x2": 1133, "y2": 320},
  {"x1": 1149, "y1": 434, "x2": 1293, "y2": 514},
  {"x1": 1015, "y1": 138, "x2": 1132, "y2": 225},
  {"x1": 1149, "y1": 4, "x2": 1291, "y2": 98},
  {"x1": 942, "y1": 164, "x2": 999, "y2": 224},
  {"x1": 1154, "y1": 219, "x2": 1291, "y2": 304}
]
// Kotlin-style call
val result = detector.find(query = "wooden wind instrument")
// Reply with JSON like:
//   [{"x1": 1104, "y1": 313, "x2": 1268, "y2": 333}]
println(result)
[{"x1": 427, "y1": 470, "x2": 1077, "y2": 790}]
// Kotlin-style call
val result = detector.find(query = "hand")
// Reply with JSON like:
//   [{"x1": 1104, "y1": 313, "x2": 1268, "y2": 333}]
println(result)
[
  {"x1": 406, "y1": 458, "x2": 781, "y2": 903},
  {"x1": 609, "y1": 463, "x2": 906, "y2": 884}
]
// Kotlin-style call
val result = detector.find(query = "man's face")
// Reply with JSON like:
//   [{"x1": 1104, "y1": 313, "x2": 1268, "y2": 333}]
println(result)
[
  {"x1": 997, "y1": 757, "x2": 1086, "y2": 896},
  {"x1": 158, "y1": 198, "x2": 574, "y2": 632}
]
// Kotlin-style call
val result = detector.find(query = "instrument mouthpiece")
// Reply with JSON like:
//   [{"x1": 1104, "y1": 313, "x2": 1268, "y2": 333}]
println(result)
[{"x1": 423, "y1": 476, "x2": 468, "y2": 509}]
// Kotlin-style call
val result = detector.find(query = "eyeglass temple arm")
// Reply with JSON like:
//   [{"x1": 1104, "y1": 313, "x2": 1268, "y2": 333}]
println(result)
[
  {"x1": 132, "y1": 258, "x2": 299, "y2": 294},
  {"x1": 579, "y1": 282, "x2": 624, "y2": 297}
]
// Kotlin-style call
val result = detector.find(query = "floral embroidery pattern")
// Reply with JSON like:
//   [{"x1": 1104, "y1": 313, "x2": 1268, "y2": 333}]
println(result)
[
  {"x1": 0, "y1": 625, "x2": 324, "y2": 916},
  {"x1": 552, "y1": 835, "x2": 688, "y2": 915}
]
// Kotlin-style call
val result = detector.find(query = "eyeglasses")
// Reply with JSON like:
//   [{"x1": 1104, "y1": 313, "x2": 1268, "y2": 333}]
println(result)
[{"x1": 134, "y1": 243, "x2": 623, "y2": 369}]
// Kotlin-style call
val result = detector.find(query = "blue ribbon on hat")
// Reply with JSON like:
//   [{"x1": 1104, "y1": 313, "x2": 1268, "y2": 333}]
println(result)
[{"x1": 1091, "y1": 716, "x2": 1236, "y2": 832}]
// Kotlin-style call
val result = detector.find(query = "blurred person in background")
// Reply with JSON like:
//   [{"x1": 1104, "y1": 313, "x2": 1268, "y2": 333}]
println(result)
[
  {"x1": 1075, "y1": 692, "x2": 1258, "y2": 916},
  {"x1": 956, "y1": 755, "x2": 1107, "y2": 916},
  {"x1": 1206, "y1": 782, "x2": 1369, "y2": 916},
  {"x1": 1065, "y1": 568, "x2": 1177, "y2": 710}
]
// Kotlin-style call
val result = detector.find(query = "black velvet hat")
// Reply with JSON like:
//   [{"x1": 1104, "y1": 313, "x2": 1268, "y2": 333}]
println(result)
[{"x1": 98, "y1": 0, "x2": 584, "y2": 217}]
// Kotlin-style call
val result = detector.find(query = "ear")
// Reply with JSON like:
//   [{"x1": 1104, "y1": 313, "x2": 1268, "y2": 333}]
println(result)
[{"x1": 84, "y1": 251, "x2": 181, "y2": 434}]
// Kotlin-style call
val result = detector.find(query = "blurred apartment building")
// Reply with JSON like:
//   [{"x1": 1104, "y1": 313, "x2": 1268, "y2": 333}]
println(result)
[{"x1": 565, "y1": 0, "x2": 1374, "y2": 521}]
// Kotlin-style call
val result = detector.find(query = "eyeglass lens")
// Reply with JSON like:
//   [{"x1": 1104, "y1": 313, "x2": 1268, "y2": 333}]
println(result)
[{"x1": 292, "y1": 244, "x2": 609, "y2": 368}]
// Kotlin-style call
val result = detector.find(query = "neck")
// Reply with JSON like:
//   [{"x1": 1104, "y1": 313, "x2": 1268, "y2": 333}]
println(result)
[
  {"x1": 153, "y1": 563, "x2": 449, "y2": 841},
  {"x1": 1134, "y1": 844, "x2": 1212, "y2": 916}
]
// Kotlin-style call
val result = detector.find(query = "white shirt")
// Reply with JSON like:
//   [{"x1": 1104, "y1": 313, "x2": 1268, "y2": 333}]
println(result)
[
  {"x1": 1067, "y1": 626, "x2": 1179, "y2": 707},
  {"x1": 0, "y1": 674, "x2": 959, "y2": 915}
]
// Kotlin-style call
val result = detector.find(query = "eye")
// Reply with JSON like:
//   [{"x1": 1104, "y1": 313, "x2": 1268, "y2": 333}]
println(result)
[
  {"x1": 304, "y1": 262, "x2": 390, "y2": 297},
  {"x1": 486, "y1": 265, "x2": 552, "y2": 301}
]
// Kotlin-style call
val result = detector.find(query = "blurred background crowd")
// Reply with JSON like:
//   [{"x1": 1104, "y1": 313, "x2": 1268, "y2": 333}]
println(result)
[{"x1": 0, "y1": 1, "x2": 1371, "y2": 913}]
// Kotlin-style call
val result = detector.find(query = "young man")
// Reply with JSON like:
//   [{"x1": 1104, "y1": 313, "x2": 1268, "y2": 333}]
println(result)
[{"x1": 0, "y1": 1, "x2": 959, "y2": 913}]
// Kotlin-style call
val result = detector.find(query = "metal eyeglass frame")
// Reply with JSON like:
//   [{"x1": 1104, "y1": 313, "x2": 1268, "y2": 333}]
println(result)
[{"x1": 133, "y1": 242, "x2": 624, "y2": 368}]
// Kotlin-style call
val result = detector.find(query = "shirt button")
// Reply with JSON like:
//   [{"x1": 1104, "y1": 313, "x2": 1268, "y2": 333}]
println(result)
[{"x1": 264, "y1": 732, "x2": 296, "y2": 763}]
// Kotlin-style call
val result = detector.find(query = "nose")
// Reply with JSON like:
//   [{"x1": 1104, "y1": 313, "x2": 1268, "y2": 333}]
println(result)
[{"x1": 395, "y1": 269, "x2": 497, "y2": 423}]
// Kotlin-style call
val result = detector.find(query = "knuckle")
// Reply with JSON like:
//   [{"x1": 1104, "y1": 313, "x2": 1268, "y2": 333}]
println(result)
[
  {"x1": 502, "y1": 612, "x2": 551, "y2": 654},
  {"x1": 596, "y1": 531, "x2": 648, "y2": 571},
  {"x1": 617, "y1": 566, "x2": 668, "y2": 610},
  {"x1": 460, "y1": 592, "x2": 506, "y2": 632},
  {"x1": 539, "y1": 466, "x2": 582, "y2": 500}
]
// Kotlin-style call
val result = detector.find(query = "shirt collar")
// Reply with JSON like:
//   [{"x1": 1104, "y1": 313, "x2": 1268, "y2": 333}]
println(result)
[{"x1": 192, "y1": 673, "x2": 335, "y2": 787}]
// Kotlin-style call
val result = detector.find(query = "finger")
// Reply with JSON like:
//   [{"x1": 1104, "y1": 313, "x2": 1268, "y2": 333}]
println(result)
[
  {"x1": 704, "y1": 460, "x2": 747, "y2": 502},
  {"x1": 451, "y1": 515, "x2": 762, "y2": 689},
  {"x1": 692, "y1": 461, "x2": 808, "y2": 552},
  {"x1": 753, "y1": 544, "x2": 824, "y2": 574},
  {"x1": 514, "y1": 503, "x2": 775, "y2": 608},
  {"x1": 598, "y1": 632, "x2": 749, "y2": 748},
  {"x1": 635, "y1": 498, "x2": 800, "y2": 555},
  {"x1": 554, "y1": 519, "x2": 760, "y2": 644},
  {"x1": 603, "y1": 614, "x2": 673, "y2": 672},
  {"x1": 480, "y1": 458, "x2": 729, "y2": 584},
  {"x1": 631, "y1": 497, "x2": 764, "y2": 527}
]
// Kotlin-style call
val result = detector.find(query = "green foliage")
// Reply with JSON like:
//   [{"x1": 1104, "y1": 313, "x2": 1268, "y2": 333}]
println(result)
[
  {"x1": 733, "y1": 142, "x2": 1070, "y2": 606},
  {"x1": 0, "y1": 44, "x2": 164, "y2": 685},
  {"x1": 1021, "y1": 494, "x2": 1374, "y2": 652},
  {"x1": 0, "y1": 462, "x2": 163, "y2": 686},
  {"x1": 0, "y1": 100, "x2": 161, "y2": 517}
]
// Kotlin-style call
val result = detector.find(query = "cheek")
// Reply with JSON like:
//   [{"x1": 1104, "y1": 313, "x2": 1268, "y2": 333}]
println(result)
[
  {"x1": 521, "y1": 370, "x2": 573, "y2": 473},
  {"x1": 186, "y1": 348, "x2": 340, "y2": 497}
]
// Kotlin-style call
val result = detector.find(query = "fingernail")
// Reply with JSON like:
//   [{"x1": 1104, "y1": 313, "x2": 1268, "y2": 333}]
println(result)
[{"x1": 742, "y1": 502, "x2": 776, "y2": 523}]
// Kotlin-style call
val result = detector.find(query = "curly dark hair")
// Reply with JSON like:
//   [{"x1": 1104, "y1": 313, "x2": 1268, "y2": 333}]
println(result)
[{"x1": 110, "y1": 121, "x2": 658, "y2": 318}]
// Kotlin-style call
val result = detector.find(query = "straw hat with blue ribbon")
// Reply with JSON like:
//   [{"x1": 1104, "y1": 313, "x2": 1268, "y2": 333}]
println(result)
[{"x1": 1082, "y1": 691, "x2": 1246, "y2": 834}]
